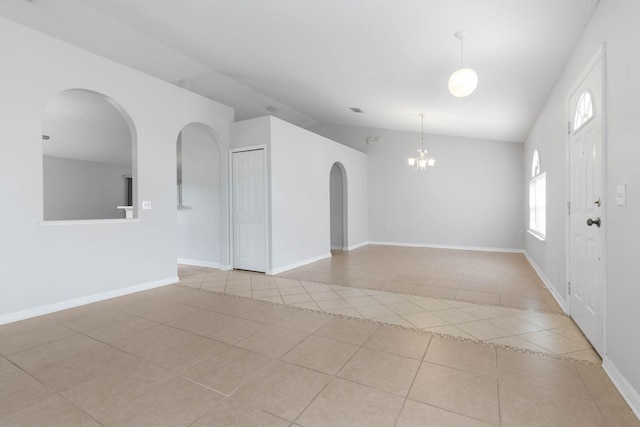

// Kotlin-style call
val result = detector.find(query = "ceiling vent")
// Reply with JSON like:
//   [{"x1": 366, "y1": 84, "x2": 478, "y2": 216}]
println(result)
[
  {"x1": 266, "y1": 105, "x2": 279, "y2": 113},
  {"x1": 350, "y1": 107, "x2": 364, "y2": 113}
]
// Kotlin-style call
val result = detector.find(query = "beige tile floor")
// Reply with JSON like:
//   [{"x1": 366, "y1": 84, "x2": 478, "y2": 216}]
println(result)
[
  {"x1": 180, "y1": 265, "x2": 599, "y2": 363},
  {"x1": 279, "y1": 246, "x2": 563, "y2": 313},
  {"x1": 0, "y1": 284, "x2": 638, "y2": 426},
  {"x1": 1, "y1": 246, "x2": 638, "y2": 425}
]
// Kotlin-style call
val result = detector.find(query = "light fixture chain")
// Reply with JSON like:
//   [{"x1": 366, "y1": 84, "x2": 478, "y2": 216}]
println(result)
[{"x1": 420, "y1": 113, "x2": 424, "y2": 149}]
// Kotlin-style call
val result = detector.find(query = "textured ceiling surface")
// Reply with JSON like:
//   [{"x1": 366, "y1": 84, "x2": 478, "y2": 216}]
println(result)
[{"x1": 2, "y1": 0, "x2": 599, "y2": 142}]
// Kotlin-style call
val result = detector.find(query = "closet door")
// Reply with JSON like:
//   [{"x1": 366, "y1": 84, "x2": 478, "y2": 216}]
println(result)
[{"x1": 232, "y1": 149, "x2": 266, "y2": 272}]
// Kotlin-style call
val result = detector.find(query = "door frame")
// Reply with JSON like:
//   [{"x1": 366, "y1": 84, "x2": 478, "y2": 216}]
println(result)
[
  {"x1": 229, "y1": 145, "x2": 270, "y2": 274},
  {"x1": 564, "y1": 43, "x2": 607, "y2": 353}
]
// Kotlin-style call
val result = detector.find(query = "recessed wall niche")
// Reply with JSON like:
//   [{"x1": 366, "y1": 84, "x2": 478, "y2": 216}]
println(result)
[{"x1": 42, "y1": 89, "x2": 137, "y2": 221}]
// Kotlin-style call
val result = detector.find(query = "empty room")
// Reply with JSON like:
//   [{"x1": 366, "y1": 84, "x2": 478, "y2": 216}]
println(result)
[{"x1": 1, "y1": 0, "x2": 639, "y2": 426}]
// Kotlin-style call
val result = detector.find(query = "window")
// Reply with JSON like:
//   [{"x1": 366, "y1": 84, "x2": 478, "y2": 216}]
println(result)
[
  {"x1": 573, "y1": 90, "x2": 594, "y2": 132},
  {"x1": 529, "y1": 149, "x2": 546, "y2": 239}
]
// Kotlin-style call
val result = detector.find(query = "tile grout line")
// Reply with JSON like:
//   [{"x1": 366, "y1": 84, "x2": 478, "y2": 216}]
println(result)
[
  {"x1": 288, "y1": 321, "x2": 382, "y2": 425},
  {"x1": 495, "y1": 341, "x2": 504, "y2": 427},
  {"x1": 391, "y1": 332, "x2": 435, "y2": 427}
]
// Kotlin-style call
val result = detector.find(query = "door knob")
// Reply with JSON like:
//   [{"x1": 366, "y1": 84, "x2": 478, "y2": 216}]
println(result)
[{"x1": 587, "y1": 217, "x2": 601, "y2": 228}]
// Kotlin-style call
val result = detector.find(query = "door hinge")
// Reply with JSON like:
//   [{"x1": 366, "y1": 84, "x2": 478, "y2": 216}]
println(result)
[
  {"x1": 568, "y1": 281, "x2": 571, "y2": 296},
  {"x1": 567, "y1": 201, "x2": 571, "y2": 215},
  {"x1": 568, "y1": 122, "x2": 571, "y2": 135}
]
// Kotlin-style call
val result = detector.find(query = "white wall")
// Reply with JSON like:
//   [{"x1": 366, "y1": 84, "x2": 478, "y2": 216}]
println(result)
[
  {"x1": 270, "y1": 118, "x2": 368, "y2": 271},
  {"x1": 310, "y1": 123, "x2": 524, "y2": 251},
  {"x1": 177, "y1": 123, "x2": 222, "y2": 266},
  {"x1": 307, "y1": 122, "x2": 369, "y2": 154},
  {"x1": 524, "y1": 0, "x2": 640, "y2": 412},
  {"x1": 231, "y1": 116, "x2": 368, "y2": 274},
  {"x1": 0, "y1": 18, "x2": 233, "y2": 322},
  {"x1": 43, "y1": 156, "x2": 130, "y2": 220}
]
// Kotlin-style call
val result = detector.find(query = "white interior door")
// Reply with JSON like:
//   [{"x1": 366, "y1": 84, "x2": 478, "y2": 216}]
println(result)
[
  {"x1": 568, "y1": 50, "x2": 605, "y2": 355},
  {"x1": 232, "y1": 149, "x2": 266, "y2": 272}
]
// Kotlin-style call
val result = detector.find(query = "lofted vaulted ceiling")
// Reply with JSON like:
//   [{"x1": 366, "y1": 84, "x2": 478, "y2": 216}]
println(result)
[{"x1": 2, "y1": 0, "x2": 599, "y2": 142}]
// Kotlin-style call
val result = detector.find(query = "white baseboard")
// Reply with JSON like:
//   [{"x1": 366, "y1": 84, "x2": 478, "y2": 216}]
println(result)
[
  {"x1": 603, "y1": 357, "x2": 640, "y2": 420},
  {"x1": 0, "y1": 276, "x2": 179, "y2": 325},
  {"x1": 268, "y1": 253, "x2": 332, "y2": 275},
  {"x1": 219, "y1": 264, "x2": 232, "y2": 271},
  {"x1": 523, "y1": 251, "x2": 569, "y2": 314},
  {"x1": 177, "y1": 258, "x2": 221, "y2": 269},
  {"x1": 368, "y1": 241, "x2": 524, "y2": 254},
  {"x1": 347, "y1": 241, "x2": 369, "y2": 251},
  {"x1": 331, "y1": 245, "x2": 345, "y2": 250}
]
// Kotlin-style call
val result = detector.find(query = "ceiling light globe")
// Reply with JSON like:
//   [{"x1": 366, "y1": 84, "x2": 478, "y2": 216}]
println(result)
[{"x1": 448, "y1": 67, "x2": 478, "y2": 98}]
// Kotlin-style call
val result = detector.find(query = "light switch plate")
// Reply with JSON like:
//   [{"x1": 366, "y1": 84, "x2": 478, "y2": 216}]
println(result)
[
  {"x1": 616, "y1": 185, "x2": 626, "y2": 206},
  {"x1": 142, "y1": 201, "x2": 152, "y2": 210}
]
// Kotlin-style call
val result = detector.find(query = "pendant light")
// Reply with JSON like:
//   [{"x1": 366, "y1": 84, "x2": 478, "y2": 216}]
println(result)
[
  {"x1": 448, "y1": 31, "x2": 478, "y2": 98},
  {"x1": 407, "y1": 114, "x2": 435, "y2": 171}
]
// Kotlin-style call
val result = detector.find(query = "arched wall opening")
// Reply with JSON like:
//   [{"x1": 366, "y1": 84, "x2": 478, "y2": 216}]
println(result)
[
  {"x1": 330, "y1": 162, "x2": 348, "y2": 250},
  {"x1": 176, "y1": 122, "x2": 222, "y2": 266},
  {"x1": 42, "y1": 89, "x2": 137, "y2": 221}
]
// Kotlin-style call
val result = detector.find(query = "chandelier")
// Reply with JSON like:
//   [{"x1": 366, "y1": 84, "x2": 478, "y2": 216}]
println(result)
[
  {"x1": 448, "y1": 31, "x2": 478, "y2": 98},
  {"x1": 407, "y1": 114, "x2": 435, "y2": 171}
]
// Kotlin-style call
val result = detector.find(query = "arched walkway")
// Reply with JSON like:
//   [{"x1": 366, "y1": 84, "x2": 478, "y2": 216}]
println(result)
[
  {"x1": 176, "y1": 122, "x2": 222, "y2": 266},
  {"x1": 330, "y1": 162, "x2": 348, "y2": 250}
]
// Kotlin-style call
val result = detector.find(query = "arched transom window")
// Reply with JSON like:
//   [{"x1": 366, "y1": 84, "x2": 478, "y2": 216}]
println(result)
[{"x1": 573, "y1": 90, "x2": 594, "y2": 132}]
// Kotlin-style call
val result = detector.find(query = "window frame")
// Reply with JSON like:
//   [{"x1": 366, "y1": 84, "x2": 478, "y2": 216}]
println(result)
[{"x1": 528, "y1": 148, "x2": 546, "y2": 240}]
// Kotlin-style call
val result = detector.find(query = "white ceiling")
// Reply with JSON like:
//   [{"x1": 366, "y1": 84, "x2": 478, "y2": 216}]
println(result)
[{"x1": 2, "y1": 0, "x2": 599, "y2": 142}]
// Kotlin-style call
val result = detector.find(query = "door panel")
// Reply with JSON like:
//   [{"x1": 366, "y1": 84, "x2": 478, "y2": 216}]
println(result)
[
  {"x1": 568, "y1": 52, "x2": 604, "y2": 355},
  {"x1": 232, "y1": 149, "x2": 266, "y2": 272}
]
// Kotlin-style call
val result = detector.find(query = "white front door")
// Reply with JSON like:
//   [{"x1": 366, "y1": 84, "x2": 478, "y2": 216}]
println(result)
[
  {"x1": 232, "y1": 149, "x2": 266, "y2": 272},
  {"x1": 568, "y1": 49, "x2": 605, "y2": 355}
]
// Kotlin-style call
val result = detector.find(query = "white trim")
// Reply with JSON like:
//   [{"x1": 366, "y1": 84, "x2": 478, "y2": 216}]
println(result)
[
  {"x1": 524, "y1": 251, "x2": 569, "y2": 314},
  {"x1": 347, "y1": 240, "x2": 369, "y2": 251},
  {"x1": 368, "y1": 241, "x2": 524, "y2": 254},
  {"x1": 526, "y1": 229, "x2": 547, "y2": 242},
  {"x1": 331, "y1": 245, "x2": 344, "y2": 250},
  {"x1": 603, "y1": 357, "x2": 640, "y2": 421},
  {"x1": 0, "y1": 277, "x2": 178, "y2": 325},
  {"x1": 219, "y1": 264, "x2": 232, "y2": 271},
  {"x1": 41, "y1": 219, "x2": 141, "y2": 226},
  {"x1": 268, "y1": 252, "x2": 332, "y2": 275},
  {"x1": 177, "y1": 258, "x2": 221, "y2": 269}
]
